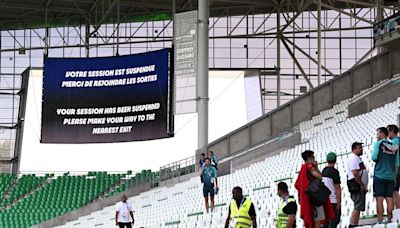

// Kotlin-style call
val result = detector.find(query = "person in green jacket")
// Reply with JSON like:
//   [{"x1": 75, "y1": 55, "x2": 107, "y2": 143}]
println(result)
[
  {"x1": 372, "y1": 127, "x2": 399, "y2": 224},
  {"x1": 387, "y1": 125, "x2": 400, "y2": 208}
]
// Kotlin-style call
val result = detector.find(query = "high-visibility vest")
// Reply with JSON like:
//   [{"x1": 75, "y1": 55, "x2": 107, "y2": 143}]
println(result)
[
  {"x1": 276, "y1": 197, "x2": 296, "y2": 228},
  {"x1": 229, "y1": 198, "x2": 253, "y2": 228}
]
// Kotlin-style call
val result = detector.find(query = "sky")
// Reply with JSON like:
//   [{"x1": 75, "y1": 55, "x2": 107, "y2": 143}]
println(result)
[{"x1": 19, "y1": 70, "x2": 249, "y2": 173}]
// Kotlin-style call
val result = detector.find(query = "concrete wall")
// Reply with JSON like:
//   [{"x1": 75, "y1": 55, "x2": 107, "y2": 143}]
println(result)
[
  {"x1": 391, "y1": 42, "x2": 400, "y2": 75},
  {"x1": 250, "y1": 116, "x2": 271, "y2": 144},
  {"x1": 204, "y1": 46, "x2": 400, "y2": 168},
  {"x1": 271, "y1": 106, "x2": 291, "y2": 135},
  {"x1": 292, "y1": 95, "x2": 312, "y2": 125},
  {"x1": 312, "y1": 85, "x2": 331, "y2": 115},
  {"x1": 36, "y1": 182, "x2": 151, "y2": 228},
  {"x1": 332, "y1": 73, "x2": 352, "y2": 105},
  {"x1": 158, "y1": 172, "x2": 197, "y2": 187},
  {"x1": 349, "y1": 79, "x2": 400, "y2": 117},
  {"x1": 352, "y1": 63, "x2": 371, "y2": 95},
  {"x1": 230, "y1": 132, "x2": 301, "y2": 172}
]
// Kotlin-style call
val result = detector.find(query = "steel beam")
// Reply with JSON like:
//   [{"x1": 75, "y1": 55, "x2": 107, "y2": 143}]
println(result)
[
  {"x1": 317, "y1": 0, "x2": 321, "y2": 85},
  {"x1": 319, "y1": 1, "x2": 374, "y2": 24},
  {"x1": 89, "y1": 0, "x2": 118, "y2": 37},
  {"x1": 281, "y1": 38, "x2": 314, "y2": 89},
  {"x1": 283, "y1": 36, "x2": 335, "y2": 76}
]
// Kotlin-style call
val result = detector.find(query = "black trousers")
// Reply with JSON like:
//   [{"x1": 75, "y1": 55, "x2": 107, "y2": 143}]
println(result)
[
  {"x1": 118, "y1": 222, "x2": 132, "y2": 228},
  {"x1": 322, "y1": 203, "x2": 341, "y2": 228}
]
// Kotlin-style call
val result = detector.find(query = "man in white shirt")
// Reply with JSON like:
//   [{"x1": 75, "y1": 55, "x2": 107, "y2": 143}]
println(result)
[
  {"x1": 115, "y1": 194, "x2": 134, "y2": 228},
  {"x1": 347, "y1": 142, "x2": 368, "y2": 228}
]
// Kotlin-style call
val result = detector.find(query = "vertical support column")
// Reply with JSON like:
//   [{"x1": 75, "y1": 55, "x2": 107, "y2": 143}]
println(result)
[
  {"x1": 44, "y1": 7, "x2": 49, "y2": 57},
  {"x1": 13, "y1": 69, "x2": 30, "y2": 175},
  {"x1": 173, "y1": 0, "x2": 176, "y2": 18},
  {"x1": 339, "y1": 14, "x2": 342, "y2": 74},
  {"x1": 197, "y1": 0, "x2": 209, "y2": 149},
  {"x1": 317, "y1": 0, "x2": 321, "y2": 86},
  {"x1": 376, "y1": 0, "x2": 383, "y2": 24},
  {"x1": 276, "y1": 5, "x2": 281, "y2": 107},
  {"x1": 85, "y1": 19, "x2": 90, "y2": 58},
  {"x1": 116, "y1": 0, "x2": 120, "y2": 56},
  {"x1": 376, "y1": 0, "x2": 384, "y2": 54}
]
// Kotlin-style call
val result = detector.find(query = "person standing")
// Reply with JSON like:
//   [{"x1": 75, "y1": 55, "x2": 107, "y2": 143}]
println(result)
[
  {"x1": 208, "y1": 150, "x2": 219, "y2": 194},
  {"x1": 322, "y1": 152, "x2": 341, "y2": 228},
  {"x1": 347, "y1": 142, "x2": 368, "y2": 228},
  {"x1": 225, "y1": 186, "x2": 257, "y2": 228},
  {"x1": 388, "y1": 125, "x2": 400, "y2": 208},
  {"x1": 372, "y1": 127, "x2": 399, "y2": 224},
  {"x1": 199, "y1": 158, "x2": 218, "y2": 213},
  {"x1": 208, "y1": 150, "x2": 218, "y2": 170},
  {"x1": 199, "y1": 153, "x2": 206, "y2": 183},
  {"x1": 294, "y1": 150, "x2": 335, "y2": 228},
  {"x1": 199, "y1": 153, "x2": 206, "y2": 170},
  {"x1": 115, "y1": 194, "x2": 134, "y2": 228},
  {"x1": 276, "y1": 182, "x2": 297, "y2": 228}
]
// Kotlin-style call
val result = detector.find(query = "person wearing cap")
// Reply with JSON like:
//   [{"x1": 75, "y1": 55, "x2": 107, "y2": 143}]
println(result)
[
  {"x1": 347, "y1": 142, "x2": 368, "y2": 228},
  {"x1": 322, "y1": 152, "x2": 341, "y2": 228}
]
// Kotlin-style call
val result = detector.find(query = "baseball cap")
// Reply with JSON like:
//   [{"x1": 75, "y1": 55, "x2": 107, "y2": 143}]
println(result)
[{"x1": 326, "y1": 152, "x2": 337, "y2": 162}]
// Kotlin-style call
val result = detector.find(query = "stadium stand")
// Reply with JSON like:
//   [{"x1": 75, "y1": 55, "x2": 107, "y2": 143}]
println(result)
[
  {"x1": 1, "y1": 174, "x2": 50, "y2": 208},
  {"x1": 0, "y1": 173, "x2": 15, "y2": 202},
  {"x1": 0, "y1": 78, "x2": 397, "y2": 227},
  {"x1": 0, "y1": 68, "x2": 398, "y2": 228},
  {"x1": 0, "y1": 170, "x2": 157, "y2": 227},
  {"x1": 52, "y1": 77, "x2": 400, "y2": 227}
]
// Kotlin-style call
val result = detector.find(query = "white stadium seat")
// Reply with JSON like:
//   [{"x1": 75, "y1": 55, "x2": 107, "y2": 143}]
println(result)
[{"x1": 57, "y1": 75, "x2": 400, "y2": 227}]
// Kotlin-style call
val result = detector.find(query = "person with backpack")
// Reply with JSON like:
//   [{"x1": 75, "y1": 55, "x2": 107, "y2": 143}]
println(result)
[
  {"x1": 372, "y1": 127, "x2": 399, "y2": 224},
  {"x1": 388, "y1": 125, "x2": 400, "y2": 209},
  {"x1": 294, "y1": 150, "x2": 335, "y2": 228}
]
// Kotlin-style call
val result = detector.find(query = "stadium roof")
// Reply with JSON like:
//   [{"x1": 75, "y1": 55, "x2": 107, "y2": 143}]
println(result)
[{"x1": 0, "y1": 0, "x2": 399, "y2": 30}]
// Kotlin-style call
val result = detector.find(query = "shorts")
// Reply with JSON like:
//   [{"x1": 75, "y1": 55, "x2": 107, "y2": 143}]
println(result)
[
  {"x1": 314, "y1": 205, "x2": 325, "y2": 221},
  {"x1": 203, "y1": 185, "x2": 214, "y2": 198},
  {"x1": 350, "y1": 191, "x2": 366, "y2": 211},
  {"x1": 394, "y1": 176, "x2": 400, "y2": 191},
  {"x1": 118, "y1": 222, "x2": 132, "y2": 228},
  {"x1": 373, "y1": 177, "x2": 394, "y2": 198}
]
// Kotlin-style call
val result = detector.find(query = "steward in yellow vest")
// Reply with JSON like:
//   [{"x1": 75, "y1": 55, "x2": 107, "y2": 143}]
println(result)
[
  {"x1": 225, "y1": 186, "x2": 257, "y2": 228},
  {"x1": 276, "y1": 182, "x2": 297, "y2": 228}
]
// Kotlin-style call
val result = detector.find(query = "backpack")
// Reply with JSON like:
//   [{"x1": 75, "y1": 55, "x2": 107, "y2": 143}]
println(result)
[
  {"x1": 306, "y1": 178, "x2": 331, "y2": 206},
  {"x1": 305, "y1": 168, "x2": 331, "y2": 206}
]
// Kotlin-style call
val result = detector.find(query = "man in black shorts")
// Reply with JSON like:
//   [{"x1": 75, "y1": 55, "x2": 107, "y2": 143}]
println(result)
[
  {"x1": 347, "y1": 142, "x2": 368, "y2": 228},
  {"x1": 199, "y1": 158, "x2": 217, "y2": 213}
]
